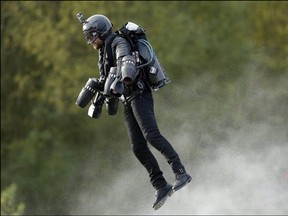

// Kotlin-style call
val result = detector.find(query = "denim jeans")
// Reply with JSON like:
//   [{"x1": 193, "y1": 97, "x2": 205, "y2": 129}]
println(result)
[{"x1": 124, "y1": 88, "x2": 185, "y2": 190}]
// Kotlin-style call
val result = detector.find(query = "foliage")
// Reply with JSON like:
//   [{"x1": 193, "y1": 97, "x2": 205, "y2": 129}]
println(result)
[
  {"x1": 1, "y1": 1, "x2": 287, "y2": 214},
  {"x1": 1, "y1": 183, "x2": 25, "y2": 215}
]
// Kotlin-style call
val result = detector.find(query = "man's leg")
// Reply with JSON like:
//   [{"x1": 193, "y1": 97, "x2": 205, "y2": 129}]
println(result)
[
  {"x1": 124, "y1": 105, "x2": 167, "y2": 190},
  {"x1": 130, "y1": 90, "x2": 185, "y2": 174},
  {"x1": 124, "y1": 104, "x2": 173, "y2": 210},
  {"x1": 130, "y1": 90, "x2": 192, "y2": 192}
]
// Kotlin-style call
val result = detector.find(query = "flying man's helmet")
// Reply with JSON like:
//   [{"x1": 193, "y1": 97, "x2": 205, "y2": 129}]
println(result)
[{"x1": 77, "y1": 13, "x2": 113, "y2": 44}]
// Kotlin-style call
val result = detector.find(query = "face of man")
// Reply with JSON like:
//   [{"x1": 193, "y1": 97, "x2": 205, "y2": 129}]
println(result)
[{"x1": 92, "y1": 38, "x2": 104, "y2": 50}]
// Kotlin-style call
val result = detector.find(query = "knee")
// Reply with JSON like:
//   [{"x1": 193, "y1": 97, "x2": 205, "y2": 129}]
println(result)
[
  {"x1": 132, "y1": 145, "x2": 149, "y2": 157},
  {"x1": 145, "y1": 129, "x2": 161, "y2": 143}
]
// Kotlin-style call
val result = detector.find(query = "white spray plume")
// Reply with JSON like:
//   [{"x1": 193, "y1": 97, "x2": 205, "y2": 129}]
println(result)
[{"x1": 70, "y1": 68, "x2": 288, "y2": 215}]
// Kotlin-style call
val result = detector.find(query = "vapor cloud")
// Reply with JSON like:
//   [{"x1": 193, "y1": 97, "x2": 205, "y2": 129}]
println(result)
[{"x1": 70, "y1": 69, "x2": 288, "y2": 215}]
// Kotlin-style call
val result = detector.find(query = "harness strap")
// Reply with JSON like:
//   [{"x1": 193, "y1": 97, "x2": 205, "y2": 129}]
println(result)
[{"x1": 103, "y1": 33, "x2": 117, "y2": 76}]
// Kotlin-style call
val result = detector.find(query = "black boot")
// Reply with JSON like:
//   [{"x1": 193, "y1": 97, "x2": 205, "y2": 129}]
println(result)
[
  {"x1": 152, "y1": 183, "x2": 173, "y2": 210},
  {"x1": 172, "y1": 172, "x2": 192, "y2": 192}
]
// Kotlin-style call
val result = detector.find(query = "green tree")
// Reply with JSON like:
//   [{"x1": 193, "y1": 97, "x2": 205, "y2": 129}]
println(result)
[
  {"x1": 1, "y1": 183, "x2": 25, "y2": 215},
  {"x1": 247, "y1": 1, "x2": 288, "y2": 75},
  {"x1": 1, "y1": 1, "x2": 287, "y2": 214}
]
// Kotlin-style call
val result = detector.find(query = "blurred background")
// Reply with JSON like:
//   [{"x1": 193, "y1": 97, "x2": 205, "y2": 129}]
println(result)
[{"x1": 1, "y1": 1, "x2": 287, "y2": 215}]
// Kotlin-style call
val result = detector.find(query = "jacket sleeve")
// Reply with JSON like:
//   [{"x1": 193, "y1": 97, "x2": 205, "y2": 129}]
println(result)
[
  {"x1": 103, "y1": 36, "x2": 138, "y2": 97},
  {"x1": 112, "y1": 37, "x2": 138, "y2": 84},
  {"x1": 112, "y1": 36, "x2": 132, "y2": 60}
]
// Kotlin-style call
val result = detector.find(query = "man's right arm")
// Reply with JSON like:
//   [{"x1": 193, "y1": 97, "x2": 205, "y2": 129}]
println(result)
[{"x1": 113, "y1": 37, "x2": 138, "y2": 84}]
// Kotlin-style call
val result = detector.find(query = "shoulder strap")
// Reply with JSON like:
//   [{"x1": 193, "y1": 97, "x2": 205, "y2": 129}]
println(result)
[
  {"x1": 116, "y1": 28, "x2": 137, "y2": 52},
  {"x1": 103, "y1": 33, "x2": 117, "y2": 76}
]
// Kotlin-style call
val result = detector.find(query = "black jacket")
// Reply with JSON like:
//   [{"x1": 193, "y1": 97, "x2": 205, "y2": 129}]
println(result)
[{"x1": 98, "y1": 33, "x2": 132, "y2": 81}]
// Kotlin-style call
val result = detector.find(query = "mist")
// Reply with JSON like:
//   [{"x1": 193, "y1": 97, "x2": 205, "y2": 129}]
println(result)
[{"x1": 69, "y1": 68, "x2": 288, "y2": 215}]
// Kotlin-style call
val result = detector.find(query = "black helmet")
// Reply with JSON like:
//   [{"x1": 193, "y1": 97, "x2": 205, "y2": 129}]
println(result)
[{"x1": 79, "y1": 14, "x2": 113, "y2": 44}]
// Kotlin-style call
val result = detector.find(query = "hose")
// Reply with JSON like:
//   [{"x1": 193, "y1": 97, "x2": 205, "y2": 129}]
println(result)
[{"x1": 137, "y1": 39, "x2": 155, "y2": 68}]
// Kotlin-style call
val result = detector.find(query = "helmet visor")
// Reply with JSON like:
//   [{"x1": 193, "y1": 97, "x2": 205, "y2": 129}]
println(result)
[{"x1": 84, "y1": 31, "x2": 98, "y2": 44}]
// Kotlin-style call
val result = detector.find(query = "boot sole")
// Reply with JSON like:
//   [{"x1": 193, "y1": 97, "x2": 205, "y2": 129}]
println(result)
[
  {"x1": 172, "y1": 175, "x2": 192, "y2": 192},
  {"x1": 153, "y1": 187, "x2": 173, "y2": 210}
]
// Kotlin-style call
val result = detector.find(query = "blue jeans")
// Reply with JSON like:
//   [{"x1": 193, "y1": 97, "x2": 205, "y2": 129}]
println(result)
[{"x1": 124, "y1": 88, "x2": 185, "y2": 190}]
